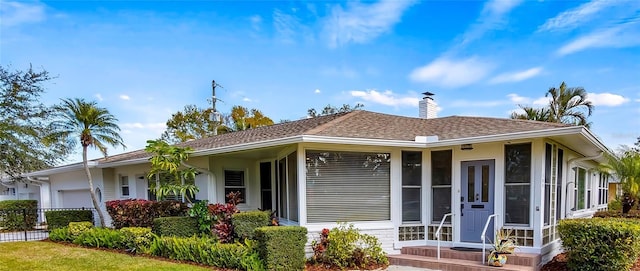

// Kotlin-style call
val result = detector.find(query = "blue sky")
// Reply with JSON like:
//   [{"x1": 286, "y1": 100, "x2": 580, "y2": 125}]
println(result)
[{"x1": 1, "y1": 0, "x2": 639, "y2": 163}]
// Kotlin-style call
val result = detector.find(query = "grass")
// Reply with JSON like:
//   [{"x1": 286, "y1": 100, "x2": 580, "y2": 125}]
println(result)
[{"x1": 0, "y1": 241, "x2": 214, "y2": 271}]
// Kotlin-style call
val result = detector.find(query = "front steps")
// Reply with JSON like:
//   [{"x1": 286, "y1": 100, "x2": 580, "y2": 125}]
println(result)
[{"x1": 388, "y1": 246, "x2": 540, "y2": 271}]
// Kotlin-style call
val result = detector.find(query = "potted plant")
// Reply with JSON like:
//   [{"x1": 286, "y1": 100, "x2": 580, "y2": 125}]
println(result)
[{"x1": 487, "y1": 228, "x2": 517, "y2": 267}]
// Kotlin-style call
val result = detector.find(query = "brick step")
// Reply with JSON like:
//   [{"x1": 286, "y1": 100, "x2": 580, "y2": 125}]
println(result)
[
  {"x1": 400, "y1": 246, "x2": 540, "y2": 268},
  {"x1": 388, "y1": 254, "x2": 535, "y2": 271}
]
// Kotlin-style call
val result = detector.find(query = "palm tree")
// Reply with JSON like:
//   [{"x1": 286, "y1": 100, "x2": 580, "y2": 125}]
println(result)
[
  {"x1": 49, "y1": 98, "x2": 125, "y2": 226},
  {"x1": 510, "y1": 105, "x2": 551, "y2": 122},
  {"x1": 546, "y1": 82, "x2": 593, "y2": 127},
  {"x1": 600, "y1": 148, "x2": 640, "y2": 213}
]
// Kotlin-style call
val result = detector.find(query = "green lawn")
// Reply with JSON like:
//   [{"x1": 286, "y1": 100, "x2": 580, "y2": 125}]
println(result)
[{"x1": 0, "y1": 241, "x2": 215, "y2": 271}]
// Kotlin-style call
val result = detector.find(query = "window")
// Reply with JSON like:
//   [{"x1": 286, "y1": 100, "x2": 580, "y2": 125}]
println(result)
[
  {"x1": 306, "y1": 150, "x2": 390, "y2": 223},
  {"x1": 505, "y1": 143, "x2": 531, "y2": 225},
  {"x1": 276, "y1": 152, "x2": 299, "y2": 222},
  {"x1": 120, "y1": 176, "x2": 130, "y2": 197},
  {"x1": 573, "y1": 167, "x2": 587, "y2": 210},
  {"x1": 402, "y1": 151, "x2": 422, "y2": 223},
  {"x1": 544, "y1": 144, "x2": 552, "y2": 226},
  {"x1": 225, "y1": 170, "x2": 246, "y2": 203},
  {"x1": 260, "y1": 162, "x2": 273, "y2": 211},
  {"x1": 556, "y1": 149, "x2": 564, "y2": 220},
  {"x1": 431, "y1": 150, "x2": 452, "y2": 223},
  {"x1": 598, "y1": 173, "x2": 608, "y2": 205}
]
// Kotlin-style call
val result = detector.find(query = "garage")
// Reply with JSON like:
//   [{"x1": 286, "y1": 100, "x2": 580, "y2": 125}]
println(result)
[{"x1": 59, "y1": 189, "x2": 92, "y2": 209}]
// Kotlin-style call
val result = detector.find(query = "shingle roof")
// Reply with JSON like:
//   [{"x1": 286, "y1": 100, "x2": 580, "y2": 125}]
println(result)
[{"x1": 100, "y1": 110, "x2": 571, "y2": 164}]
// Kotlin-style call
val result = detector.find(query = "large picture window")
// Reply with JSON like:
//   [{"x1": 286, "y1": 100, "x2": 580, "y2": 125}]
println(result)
[
  {"x1": 505, "y1": 143, "x2": 531, "y2": 225},
  {"x1": 306, "y1": 150, "x2": 390, "y2": 223},
  {"x1": 402, "y1": 151, "x2": 422, "y2": 223},
  {"x1": 431, "y1": 150, "x2": 452, "y2": 223}
]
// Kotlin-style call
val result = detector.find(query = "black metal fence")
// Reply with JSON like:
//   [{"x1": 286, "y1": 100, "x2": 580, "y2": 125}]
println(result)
[{"x1": 0, "y1": 208, "x2": 97, "y2": 242}]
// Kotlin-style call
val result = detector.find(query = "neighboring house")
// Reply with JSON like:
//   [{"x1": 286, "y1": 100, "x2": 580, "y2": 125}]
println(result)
[
  {"x1": 0, "y1": 178, "x2": 42, "y2": 204},
  {"x1": 24, "y1": 95, "x2": 611, "y2": 264}
]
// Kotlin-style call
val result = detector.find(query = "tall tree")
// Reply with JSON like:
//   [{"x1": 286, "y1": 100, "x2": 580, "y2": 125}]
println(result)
[
  {"x1": 0, "y1": 65, "x2": 70, "y2": 180},
  {"x1": 307, "y1": 103, "x2": 364, "y2": 118},
  {"x1": 509, "y1": 82, "x2": 593, "y2": 127},
  {"x1": 229, "y1": 105, "x2": 274, "y2": 131},
  {"x1": 546, "y1": 82, "x2": 593, "y2": 127},
  {"x1": 160, "y1": 105, "x2": 227, "y2": 144},
  {"x1": 48, "y1": 98, "x2": 125, "y2": 227}
]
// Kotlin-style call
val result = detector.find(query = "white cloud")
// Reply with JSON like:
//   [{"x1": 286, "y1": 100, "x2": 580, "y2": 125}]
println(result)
[
  {"x1": 458, "y1": 0, "x2": 523, "y2": 46},
  {"x1": 409, "y1": 57, "x2": 494, "y2": 88},
  {"x1": 95, "y1": 93, "x2": 104, "y2": 101},
  {"x1": 242, "y1": 97, "x2": 252, "y2": 102},
  {"x1": 538, "y1": 0, "x2": 618, "y2": 32},
  {"x1": 557, "y1": 20, "x2": 640, "y2": 56},
  {"x1": 324, "y1": 0, "x2": 417, "y2": 48},
  {"x1": 490, "y1": 67, "x2": 543, "y2": 84},
  {"x1": 119, "y1": 95, "x2": 130, "y2": 100},
  {"x1": 314, "y1": 89, "x2": 321, "y2": 94},
  {"x1": 507, "y1": 93, "x2": 530, "y2": 104},
  {"x1": 273, "y1": 9, "x2": 300, "y2": 43},
  {"x1": 249, "y1": 15, "x2": 262, "y2": 31},
  {"x1": 533, "y1": 96, "x2": 550, "y2": 106},
  {"x1": 350, "y1": 89, "x2": 420, "y2": 107},
  {"x1": 587, "y1": 92, "x2": 630, "y2": 106},
  {"x1": 0, "y1": 1, "x2": 46, "y2": 27}
]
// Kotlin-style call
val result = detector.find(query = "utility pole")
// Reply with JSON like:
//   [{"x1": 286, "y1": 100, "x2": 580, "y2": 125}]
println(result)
[{"x1": 211, "y1": 80, "x2": 222, "y2": 135}]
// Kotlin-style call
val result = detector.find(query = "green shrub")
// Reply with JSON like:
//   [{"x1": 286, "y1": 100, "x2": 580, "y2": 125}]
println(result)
[
  {"x1": 68, "y1": 221, "x2": 93, "y2": 237},
  {"x1": 254, "y1": 226, "x2": 307, "y2": 271},
  {"x1": 49, "y1": 227, "x2": 73, "y2": 242},
  {"x1": 152, "y1": 216, "x2": 199, "y2": 237},
  {"x1": 232, "y1": 210, "x2": 270, "y2": 240},
  {"x1": 609, "y1": 198, "x2": 623, "y2": 211},
  {"x1": 0, "y1": 200, "x2": 38, "y2": 231},
  {"x1": 72, "y1": 227, "x2": 125, "y2": 249},
  {"x1": 310, "y1": 223, "x2": 388, "y2": 269},
  {"x1": 105, "y1": 199, "x2": 188, "y2": 229},
  {"x1": 120, "y1": 227, "x2": 154, "y2": 254},
  {"x1": 188, "y1": 200, "x2": 213, "y2": 234},
  {"x1": 149, "y1": 235, "x2": 264, "y2": 270},
  {"x1": 45, "y1": 210, "x2": 94, "y2": 230},
  {"x1": 558, "y1": 218, "x2": 640, "y2": 271},
  {"x1": 594, "y1": 209, "x2": 640, "y2": 219}
]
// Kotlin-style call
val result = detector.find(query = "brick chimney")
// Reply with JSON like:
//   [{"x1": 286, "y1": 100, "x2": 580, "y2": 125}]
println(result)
[{"x1": 419, "y1": 92, "x2": 437, "y2": 119}]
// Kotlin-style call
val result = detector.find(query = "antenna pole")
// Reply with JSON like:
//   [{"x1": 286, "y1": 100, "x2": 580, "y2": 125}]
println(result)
[{"x1": 211, "y1": 80, "x2": 219, "y2": 135}]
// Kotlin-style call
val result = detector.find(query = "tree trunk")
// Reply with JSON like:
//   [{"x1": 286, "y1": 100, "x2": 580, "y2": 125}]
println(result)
[{"x1": 83, "y1": 145, "x2": 106, "y2": 227}]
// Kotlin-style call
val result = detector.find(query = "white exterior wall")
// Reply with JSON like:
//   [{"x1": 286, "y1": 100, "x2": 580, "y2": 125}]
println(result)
[
  {"x1": 210, "y1": 156, "x2": 259, "y2": 210},
  {"x1": 49, "y1": 168, "x2": 103, "y2": 209}
]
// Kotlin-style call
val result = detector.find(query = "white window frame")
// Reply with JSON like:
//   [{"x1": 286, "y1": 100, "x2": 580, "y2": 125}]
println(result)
[
  {"x1": 573, "y1": 167, "x2": 588, "y2": 211},
  {"x1": 120, "y1": 175, "x2": 130, "y2": 197},
  {"x1": 224, "y1": 169, "x2": 246, "y2": 203},
  {"x1": 402, "y1": 151, "x2": 422, "y2": 224}
]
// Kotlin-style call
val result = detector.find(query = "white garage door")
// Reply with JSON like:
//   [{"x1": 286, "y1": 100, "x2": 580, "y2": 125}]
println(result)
[{"x1": 60, "y1": 190, "x2": 92, "y2": 208}]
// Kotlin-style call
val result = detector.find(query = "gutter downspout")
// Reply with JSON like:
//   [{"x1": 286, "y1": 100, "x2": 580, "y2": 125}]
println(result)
[
  {"x1": 564, "y1": 152, "x2": 604, "y2": 218},
  {"x1": 26, "y1": 176, "x2": 52, "y2": 210}
]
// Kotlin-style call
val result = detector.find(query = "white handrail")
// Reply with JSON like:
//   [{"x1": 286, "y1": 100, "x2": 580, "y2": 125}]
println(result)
[
  {"x1": 481, "y1": 214, "x2": 498, "y2": 264},
  {"x1": 435, "y1": 213, "x2": 453, "y2": 259}
]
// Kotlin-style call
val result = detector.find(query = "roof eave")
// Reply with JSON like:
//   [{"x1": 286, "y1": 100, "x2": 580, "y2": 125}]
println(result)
[
  {"x1": 426, "y1": 126, "x2": 586, "y2": 148},
  {"x1": 24, "y1": 161, "x2": 98, "y2": 177}
]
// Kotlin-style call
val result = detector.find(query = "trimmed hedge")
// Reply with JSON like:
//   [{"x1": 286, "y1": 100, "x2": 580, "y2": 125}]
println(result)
[
  {"x1": 0, "y1": 200, "x2": 38, "y2": 230},
  {"x1": 106, "y1": 199, "x2": 188, "y2": 229},
  {"x1": 149, "y1": 235, "x2": 264, "y2": 270},
  {"x1": 594, "y1": 209, "x2": 640, "y2": 219},
  {"x1": 254, "y1": 226, "x2": 307, "y2": 271},
  {"x1": 232, "y1": 210, "x2": 271, "y2": 240},
  {"x1": 152, "y1": 216, "x2": 199, "y2": 237},
  {"x1": 558, "y1": 218, "x2": 640, "y2": 271},
  {"x1": 45, "y1": 210, "x2": 94, "y2": 230},
  {"x1": 68, "y1": 221, "x2": 93, "y2": 237},
  {"x1": 120, "y1": 227, "x2": 154, "y2": 254}
]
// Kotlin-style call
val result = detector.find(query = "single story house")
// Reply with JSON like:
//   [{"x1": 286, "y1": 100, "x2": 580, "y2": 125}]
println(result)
[{"x1": 24, "y1": 96, "x2": 611, "y2": 264}]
